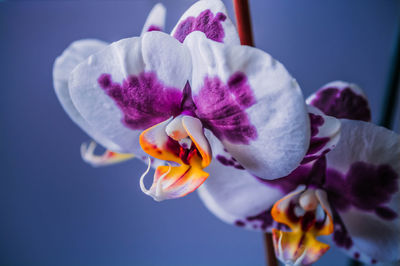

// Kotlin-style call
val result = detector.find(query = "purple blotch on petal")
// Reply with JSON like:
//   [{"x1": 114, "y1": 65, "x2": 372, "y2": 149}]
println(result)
[
  {"x1": 194, "y1": 72, "x2": 257, "y2": 144},
  {"x1": 301, "y1": 113, "x2": 330, "y2": 164},
  {"x1": 174, "y1": 9, "x2": 226, "y2": 43},
  {"x1": 147, "y1": 25, "x2": 162, "y2": 32},
  {"x1": 98, "y1": 72, "x2": 182, "y2": 130},
  {"x1": 332, "y1": 210, "x2": 353, "y2": 249},
  {"x1": 374, "y1": 206, "x2": 398, "y2": 220},
  {"x1": 260, "y1": 157, "x2": 327, "y2": 193},
  {"x1": 306, "y1": 137, "x2": 330, "y2": 155},
  {"x1": 227, "y1": 72, "x2": 256, "y2": 107},
  {"x1": 235, "y1": 220, "x2": 245, "y2": 227},
  {"x1": 325, "y1": 167, "x2": 351, "y2": 211},
  {"x1": 309, "y1": 113, "x2": 324, "y2": 137},
  {"x1": 346, "y1": 162, "x2": 398, "y2": 220},
  {"x1": 234, "y1": 164, "x2": 245, "y2": 170},
  {"x1": 216, "y1": 155, "x2": 245, "y2": 170},
  {"x1": 302, "y1": 148, "x2": 330, "y2": 165},
  {"x1": 306, "y1": 156, "x2": 327, "y2": 188},
  {"x1": 258, "y1": 165, "x2": 311, "y2": 194},
  {"x1": 311, "y1": 87, "x2": 371, "y2": 122}
]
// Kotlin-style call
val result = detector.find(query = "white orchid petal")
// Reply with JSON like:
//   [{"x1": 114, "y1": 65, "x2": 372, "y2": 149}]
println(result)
[
  {"x1": 184, "y1": 31, "x2": 310, "y2": 179},
  {"x1": 53, "y1": 39, "x2": 125, "y2": 151},
  {"x1": 69, "y1": 32, "x2": 191, "y2": 155},
  {"x1": 325, "y1": 119, "x2": 400, "y2": 262},
  {"x1": 141, "y1": 3, "x2": 166, "y2": 35}
]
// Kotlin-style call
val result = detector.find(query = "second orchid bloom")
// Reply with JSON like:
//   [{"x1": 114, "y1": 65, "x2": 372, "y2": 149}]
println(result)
[{"x1": 200, "y1": 81, "x2": 400, "y2": 265}]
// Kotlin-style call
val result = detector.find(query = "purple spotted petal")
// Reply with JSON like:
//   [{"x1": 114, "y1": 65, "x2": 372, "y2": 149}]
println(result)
[
  {"x1": 259, "y1": 119, "x2": 399, "y2": 262},
  {"x1": 307, "y1": 81, "x2": 371, "y2": 122},
  {"x1": 194, "y1": 72, "x2": 257, "y2": 145},
  {"x1": 98, "y1": 72, "x2": 182, "y2": 130},
  {"x1": 174, "y1": 9, "x2": 226, "y2": 43},
  {"x1": 185, "y1": 32, "x2": 310, "y2": 180},
  {"x1": 321, "y1": 232, "x2": 376, "y2": 265},
  {"x1": 302, "y1": 105, "x2": 341, "y2": 164},
  {"x1": 325, "y1": 119, "x2": 400, "y2": 262},
  {"x1": 258, "y1": 156, "x2": 328, "y2": 195},
  {"x1": 346, "y1": 162, "x2": 398, "y2": 217},
  {"x1": 201, "y1": 117, "x2": 399, "y2": 263},
  {"x1": 171, "y1": 0, "x2": 239, "y2": 45},
  {"x1": 69, "y1": 32, "x2": 191, "y2": 154}
]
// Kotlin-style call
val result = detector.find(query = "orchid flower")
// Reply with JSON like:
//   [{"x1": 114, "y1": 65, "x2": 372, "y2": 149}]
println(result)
[
  {"x1": 53, "y1": 0, "x2": 310, "y2": 201},
  {"x1": 199, "y1": 81, "x2": 400, "y2": 265}
]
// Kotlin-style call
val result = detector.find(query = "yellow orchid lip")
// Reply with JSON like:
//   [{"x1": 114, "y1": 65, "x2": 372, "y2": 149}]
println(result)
[
  {"x1": 139, "y1": 115, "x2": 212, "y2": 201},
  {"x1": 271, "y1": 187, "x2": 334, "y2": 265}
]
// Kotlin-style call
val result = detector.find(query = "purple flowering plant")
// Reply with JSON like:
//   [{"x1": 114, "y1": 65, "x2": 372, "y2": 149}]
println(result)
[{"x1": 53, "y1": 0, "x2": 399, "y2": 265}]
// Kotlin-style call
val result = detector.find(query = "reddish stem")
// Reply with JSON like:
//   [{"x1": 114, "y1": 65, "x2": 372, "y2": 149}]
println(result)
[{"x1": 233, "y1": 0, "x2": 254, "y2": 46}]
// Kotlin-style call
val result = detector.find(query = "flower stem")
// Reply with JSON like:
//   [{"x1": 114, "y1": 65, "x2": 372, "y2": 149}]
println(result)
[
  {"x1": 263, "y1": 233, "x2": 278, "y2": 266},
  {"x1": 233, "y1": 0, "x2": 254, "y2": 46},
  {"x1": 379, "y1": 23, "x2": 400, "y2": 129}
]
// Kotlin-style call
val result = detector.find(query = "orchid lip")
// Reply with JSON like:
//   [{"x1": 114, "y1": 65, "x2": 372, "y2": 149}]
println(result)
[
  {"x1": 138, "y1": 116, "x2": 211, "y2": 201},
  {"x1": 271, "y1": 187, "x2": 334, "y2": 265}
]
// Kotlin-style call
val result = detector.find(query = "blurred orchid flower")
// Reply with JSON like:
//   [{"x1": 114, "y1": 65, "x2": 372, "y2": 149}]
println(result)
[
  {"x1": 53, "y1": 0, "x2": 310, "y2": 201},
  {"x1": 199, "y1": 81, "x2": 400, "y2": 265}
]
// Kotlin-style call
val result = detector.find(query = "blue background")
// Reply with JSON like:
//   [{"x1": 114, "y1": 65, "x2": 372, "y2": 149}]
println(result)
[{"x1": 1, "y1": 1, "x2": 399, "y2": 265}]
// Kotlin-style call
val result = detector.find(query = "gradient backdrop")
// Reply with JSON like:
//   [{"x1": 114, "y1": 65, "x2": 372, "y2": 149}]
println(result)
[{"x1": 1, "y1": 0, "x2": 399, "y2": 265}]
